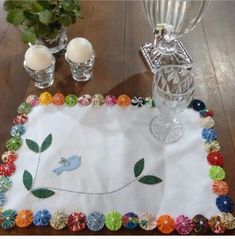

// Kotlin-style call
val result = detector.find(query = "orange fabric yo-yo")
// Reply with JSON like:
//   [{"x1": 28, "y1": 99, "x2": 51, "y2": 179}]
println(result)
[
  {"x1": 15, "y1": 210, "x2": 33, "y2": 228},
  {"x1": 52, "y1": 93, "x2": 65, "y2": 105},
  {"x1": 157, "y1": 214, "x2": 175, "y2": 234},
  {"x1": 117, "y1": 95, "x2": 131, "y2": 107}
]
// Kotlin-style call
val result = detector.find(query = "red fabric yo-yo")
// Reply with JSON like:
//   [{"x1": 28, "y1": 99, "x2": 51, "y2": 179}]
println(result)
[{"x1": 207, "y1": 151, "x2": 224, "y2": 166}]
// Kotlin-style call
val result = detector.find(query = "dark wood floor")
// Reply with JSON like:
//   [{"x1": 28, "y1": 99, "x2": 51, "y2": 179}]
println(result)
[{"x1": 0, "y1": 0, "x2": 235, "y2": 235}]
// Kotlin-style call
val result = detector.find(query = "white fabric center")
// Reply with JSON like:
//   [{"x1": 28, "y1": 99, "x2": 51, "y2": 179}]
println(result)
[{"x1": 6, "y1": 105, "x2": 220, "y2": 217}]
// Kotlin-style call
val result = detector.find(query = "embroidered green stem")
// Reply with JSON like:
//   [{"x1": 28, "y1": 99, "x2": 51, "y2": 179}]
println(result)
[
  {"x1": 32, "y1": 162, "x2": 163, "y2": 195},
  {"x1": 31, "y1": 151, "x2": 41, "y2": 189},
  {"x1": 23, "y1": 139, "x2": 162, "y2": 199},
  {"x1": 23, "y1": 134, "x2": 55, "y2": 198},
  {"x1": 33, "y1": 175, "x2": 143, "y2": 196}
]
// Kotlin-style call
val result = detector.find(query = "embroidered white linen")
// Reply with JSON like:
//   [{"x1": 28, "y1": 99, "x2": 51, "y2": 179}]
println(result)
[{"x1": 6, "y1": 105, "x2": 220, "y2": 217}]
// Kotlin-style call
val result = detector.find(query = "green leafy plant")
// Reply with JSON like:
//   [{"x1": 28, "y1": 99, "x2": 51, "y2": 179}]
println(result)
[{"x1": 4, "y1": 0, "x2": 81, "y2": 44}]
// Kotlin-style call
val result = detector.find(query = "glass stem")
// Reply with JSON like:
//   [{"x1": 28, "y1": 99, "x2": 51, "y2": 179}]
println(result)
[
  {"x1": 154, "y1": 35, "x2": 177, "y2": 55},
  {"x1": 163, "y1": 114, "x2": 174, "y2": 126}
]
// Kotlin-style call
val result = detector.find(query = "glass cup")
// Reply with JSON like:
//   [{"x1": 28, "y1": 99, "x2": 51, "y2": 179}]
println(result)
[
  {"x1": 23, "y1": 56, "x2": 56, "y2": 89},
  {"x1": 150, "y1": 65, "x2": 194, "y2": 144},
  {"x1": 65, "y1": 51, "x2": 95, "y2": 82}
]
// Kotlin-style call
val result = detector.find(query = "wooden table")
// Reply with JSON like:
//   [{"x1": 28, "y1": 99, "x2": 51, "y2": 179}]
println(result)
[{"x1": 1, "y1": 0, "x2": 235, "y2": 235}]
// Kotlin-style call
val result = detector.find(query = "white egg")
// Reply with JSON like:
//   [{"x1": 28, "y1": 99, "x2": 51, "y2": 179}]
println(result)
[
  {"x1": 66, "y1": 37, "x2": 93, "y2": 64},
  {"x1": 25, "y1": 45, "x2": 53, "y2": 71}
]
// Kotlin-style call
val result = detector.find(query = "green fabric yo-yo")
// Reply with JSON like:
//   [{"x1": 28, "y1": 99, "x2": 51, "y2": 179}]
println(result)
[
  {"x1": 17, "y1": 102, "x2": 32, "y2": 114},
  {"x1": 105, "y1": 211, "x2": 122, "y2": 231},
  {"x1": 0, "y1": 209, "x2": 17, "y2": 229},
  {"x1": 65, "y1": 94, "x2": 78, "y2": 107},
  {"x1": 5, "y1": 137, "x2": 22, "y2": 151},
  {"x1": 209, "y1": 166, "x2": 225, "y2": 181}
]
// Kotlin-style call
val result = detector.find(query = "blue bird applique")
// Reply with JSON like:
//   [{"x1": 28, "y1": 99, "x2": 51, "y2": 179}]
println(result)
[{"x1": 52, "y1": 155, "x2": 81, "y2": 175}]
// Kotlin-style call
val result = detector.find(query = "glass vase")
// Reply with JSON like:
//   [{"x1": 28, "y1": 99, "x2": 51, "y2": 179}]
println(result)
[
  {"x1": 141, "y1": 0, "x2": 210, "y2": 73},
  {"x1": 29, "y1": 28, "x2": 68, "y2": 54}
]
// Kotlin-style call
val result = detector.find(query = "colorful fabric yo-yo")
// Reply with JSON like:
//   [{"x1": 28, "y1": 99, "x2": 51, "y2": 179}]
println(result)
[
  {"x1": 157, "y1": 214, "x2": 175, "y2": 234},
  {"x1": 192, "y1": 214, "x2": 209, "y2": 234},
  {"x1": 92, "y1": 94, "x2": 105, "y2": 106},
  {"x1": 26, "y1": 95, "x2": 39, "y2": 107},
  {"x1": 105, "y1": 95, "x2": 117, "y2": 106},
  {"x1": 67, "y1": 211, "x2": 87, "y2": 232},
  {"x1": 65, "y1": 94, "x2": 78, "y2": 107},
  {"x1": 33, "y1": 209, "x2": 52, "y2": 226},
  {"x1": 15, "y1": 209, "x2": 33, "y2": 228},
  {"x1": 122, "y1": 212, "x2": 139, "y2": 229},
  {"x1": 117, "y1": 95, "x2": 131, "y2": 107},
  {"x1": 52, "y1": 93, "x2": 65, "y2": 106},
  {"x1": 0, "y1": 209, "x2": 17, "y2": 229},
  {"x1": 50, "y1": 210, "x2": 68, "y2": 230},
  {"x1": 78, "y1": 94, "x2": 92, "y2": 106},
  {"x1": 87, "y1": 211, "x2": 105, "y2": 232},
  {"x1": 175, "y1": 215, "x2": 193, "y2": 235},
  {"x1": 17, "y1": 102, "x2": 32, "y2": 115},
  {"x1": 39, "y1": 92, "x2": 53, "y2": 105},
  {"x1": 105, "y1": 211, "x2": 122, "y2": 231},
  {"x1": 139, "y1": 212, "x2": 156, "y2": 231}
]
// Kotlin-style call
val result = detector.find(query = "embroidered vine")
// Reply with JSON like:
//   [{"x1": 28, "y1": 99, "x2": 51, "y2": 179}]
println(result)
[{"x1": 23, "y1": 135, "x2": 162, "y2": 199}]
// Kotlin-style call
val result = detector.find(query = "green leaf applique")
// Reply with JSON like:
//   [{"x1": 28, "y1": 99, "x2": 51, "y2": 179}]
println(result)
[
  {"x1": 26, "y1": 139, "x2": 40, "y2": 153},
  {"x1": 23, "y1": 170, "x2": 33, "y2": 190},
  {"x1": 134, "y1": 158, "x2": 145, "y2": 177},
  {"x1": 41, "y1": 134, "x2": 52, "y2": 153},
  {"x1": 31, "y1": 188, "x2": 55, "y2": 198},
  {"x1": 139, "y1": 175, "x2": 162, "y2": 185}
]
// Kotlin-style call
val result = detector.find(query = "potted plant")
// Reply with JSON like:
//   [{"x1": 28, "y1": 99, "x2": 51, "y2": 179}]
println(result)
[{"x1": 4, "y1": 0, "x2": 81, "y2": 54}]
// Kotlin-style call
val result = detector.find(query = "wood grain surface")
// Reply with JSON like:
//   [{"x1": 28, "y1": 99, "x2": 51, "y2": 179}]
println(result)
[{"x1": 0, "y1": 0, "x2": 235, "y2": 235}]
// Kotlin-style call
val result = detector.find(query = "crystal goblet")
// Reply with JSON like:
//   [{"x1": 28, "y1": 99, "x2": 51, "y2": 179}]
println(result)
[
  {"x1": 141, "y1": 0, "x2": 210, "y2": 73},
  {"x1": 150, "y1": 65, "x2": 194, "y2": 144}
]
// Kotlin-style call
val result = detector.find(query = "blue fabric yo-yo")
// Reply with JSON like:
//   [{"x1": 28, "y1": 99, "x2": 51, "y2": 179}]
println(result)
[
  {"x1": 87, "y1": 211, "x2": 105, "y2": 231},
  {"x1": 10, "y1": 124, "x2": 26, "y2": 137},
  {"x1": 122, "y1": 212, "x2": 139, "y2": 229},
  {"x1": 216, "y1": 195, "x2": 234, "y2": 213},
  {"x1": 33, "y1": 209, "x2": 52, "y2": 226},
  {"x1": 202, "y1": 128, "x2": 217, "y2": 142},
  {"x1": 190, "y1": 99, "x2": 206, "y2": 112}
]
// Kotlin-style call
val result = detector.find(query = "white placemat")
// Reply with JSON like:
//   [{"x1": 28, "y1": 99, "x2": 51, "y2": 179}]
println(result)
[{"x1": 5, "y1": 104, "x2": 220, "y2": 217}]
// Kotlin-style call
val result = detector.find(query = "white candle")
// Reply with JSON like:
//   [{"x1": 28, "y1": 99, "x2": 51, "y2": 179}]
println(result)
[
  {"x1": 24, "y1": 45, "x2": 53, "y2": 71},
  {"x1": 66, "y1": 37, "x2": 93, "y2": 64}
]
